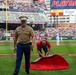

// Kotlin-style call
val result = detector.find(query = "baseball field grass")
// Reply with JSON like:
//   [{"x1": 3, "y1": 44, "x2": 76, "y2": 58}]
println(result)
[{"x1": 0, "y1": 40, "x2": 76, "y2": 75}]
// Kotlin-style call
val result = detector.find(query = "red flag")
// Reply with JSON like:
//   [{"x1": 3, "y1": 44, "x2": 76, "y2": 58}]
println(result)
[{"x1": 23, "y1": 54, "x2": 70, "y2": 70}]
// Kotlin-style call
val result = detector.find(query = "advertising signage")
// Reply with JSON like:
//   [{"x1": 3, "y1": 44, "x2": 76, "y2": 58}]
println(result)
[{"x1": 50, "y1": 0, "x2": 76, "y2": 9}]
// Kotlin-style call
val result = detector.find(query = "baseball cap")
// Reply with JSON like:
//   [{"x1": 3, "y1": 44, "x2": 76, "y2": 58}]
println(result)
[{"x1": 19, "y1": 16, "x2": 28, "y2": 21}]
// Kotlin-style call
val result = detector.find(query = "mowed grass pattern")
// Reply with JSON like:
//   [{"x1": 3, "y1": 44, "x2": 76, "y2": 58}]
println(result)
[{"x1": 0, "y1": 41, "x2": 76, "y2": 75}]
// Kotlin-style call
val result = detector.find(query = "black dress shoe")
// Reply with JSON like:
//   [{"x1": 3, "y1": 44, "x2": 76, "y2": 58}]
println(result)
[
  {"x1": 26, "y1": 70, "x2": 30, "y2": 74},
  {"x1": 26, "y1": 72, "x2": 30, "y2": 74},
  {"x1": 13, "y1": 73, "x2": 18, "y2": 75}
]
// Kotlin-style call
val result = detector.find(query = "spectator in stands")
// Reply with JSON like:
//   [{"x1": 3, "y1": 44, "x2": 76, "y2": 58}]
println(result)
[
  {"x1": 13, "y1": 16, "x2": 35, "y2": 75},
  {"x1": 36, "y1": 39, "x2": 51, "y2": 57}
]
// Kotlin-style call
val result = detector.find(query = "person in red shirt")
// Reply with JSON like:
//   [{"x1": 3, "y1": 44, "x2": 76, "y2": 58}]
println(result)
[{"x1": 37, "y1": 39, "x2": 51, "y2": 57}]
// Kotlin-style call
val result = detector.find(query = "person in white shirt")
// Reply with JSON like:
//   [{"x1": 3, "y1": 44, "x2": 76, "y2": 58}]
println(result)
[{"x1": 56, "y1": 32, "x2": 60, "y2": 46}]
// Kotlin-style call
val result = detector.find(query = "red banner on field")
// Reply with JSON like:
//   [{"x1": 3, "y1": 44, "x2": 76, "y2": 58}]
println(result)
[{"x1": 23, "y1": 54, "x2": 70, "y2": 70}]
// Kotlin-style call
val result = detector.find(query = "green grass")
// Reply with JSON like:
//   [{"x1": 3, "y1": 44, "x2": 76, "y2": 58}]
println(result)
[
  {"x1": 0, "y1": 42, "x2": 76, "y2": 54},
  {"x1": 46, "y1": 40, "x2": 76, "y2": 42},
  {"x1": 0, "y1": 56, "x2": 76, "y2": 75},
  {"x1": 0, "y1": 41, "x2": 76, "y2": 75},
  {"x1": 51, "y1": 44, "x2": 76, "y2": 54},
  {"x1": 0, "y1": 44, "x2": 14, "y2": 54}
]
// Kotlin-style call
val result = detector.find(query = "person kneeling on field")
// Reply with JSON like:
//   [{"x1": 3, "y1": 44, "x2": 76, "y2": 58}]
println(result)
[{"x1": 36, "y1": 39, "x2": 51, "y2": 57}]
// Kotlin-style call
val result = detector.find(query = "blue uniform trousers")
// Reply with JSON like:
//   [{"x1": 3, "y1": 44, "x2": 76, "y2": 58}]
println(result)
[
  {"x1": 14, "y1": 42, "x2": 30, "y2": 73},
  {"x1": 39, "y1": 46, "x2": 48, "y2": 57}
]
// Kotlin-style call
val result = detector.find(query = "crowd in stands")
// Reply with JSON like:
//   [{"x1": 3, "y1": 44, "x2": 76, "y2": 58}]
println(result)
[
  {"x1": 0, "y1": 0, "x2": 47, "y2": 11},
  {"x1": 0, "y1": 0, "x2": 5, "y2": 9},
  {"x1": 45, "y1": 27, "x2": 76, "y2": 37},
  {"x1": 0, "y1": 27, "x2": 76, "y2": 40},
  {"x1": 0, "y1": 0, "x2": 48, "y2": 23},
  {"x1": 0, "y1": 28, "x2": 5, "y2": 40},
  {"x1": 0, "y1": 12, "x2": 48, "y2": 23},
  {"x1": 35, "y1": 27, "x2": 76, "y2": 39}
]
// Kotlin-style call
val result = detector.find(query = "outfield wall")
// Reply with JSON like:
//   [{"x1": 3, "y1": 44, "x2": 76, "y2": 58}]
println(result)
[
  {"x1": 1, "y1": 36, "x2": 76, "y2": 40},
  {"x1": 51, "y1": 36, "x2": 76, "y2": 40}
]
